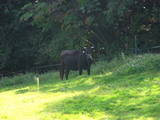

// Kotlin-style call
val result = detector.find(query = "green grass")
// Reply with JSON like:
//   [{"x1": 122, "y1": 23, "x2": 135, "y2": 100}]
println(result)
[{"x1": 0, "y1": 54, "x2": 160, "y2": 120}]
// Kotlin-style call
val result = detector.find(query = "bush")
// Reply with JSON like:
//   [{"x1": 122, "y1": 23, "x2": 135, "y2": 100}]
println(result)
[{"x1": 116, "y1": 54, "x2": 160, "y2": 75}]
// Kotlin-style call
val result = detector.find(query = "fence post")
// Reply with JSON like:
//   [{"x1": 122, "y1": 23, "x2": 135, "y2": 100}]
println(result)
[{"x1": 34, "y1": 76, "x2": 40, "y2": 92}]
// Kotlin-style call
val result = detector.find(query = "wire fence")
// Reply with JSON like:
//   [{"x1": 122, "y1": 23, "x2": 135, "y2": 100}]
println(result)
[
  {"x1": 0, "y1": 64, "x2": 61, "y2": 78},
  {"x1": 127, "y1": 46, "x2": 160, "y2": 54},
  {"x1": 32, "y1": 64, "x2": 60, "y2": 74}
]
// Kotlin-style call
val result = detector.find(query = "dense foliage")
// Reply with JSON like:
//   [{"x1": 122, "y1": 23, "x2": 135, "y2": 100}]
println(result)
[{"x1": 0, "y1": 0, "x2": 160, "y2": 72}]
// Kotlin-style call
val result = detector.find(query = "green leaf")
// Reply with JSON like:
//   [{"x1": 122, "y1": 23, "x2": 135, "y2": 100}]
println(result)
[{"x1": 20, "y1": 12, "x2": 33, "y2": 21}]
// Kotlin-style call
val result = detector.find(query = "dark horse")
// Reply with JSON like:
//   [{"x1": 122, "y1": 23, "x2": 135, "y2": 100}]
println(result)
[{"x1": 59, "y1": 47, "x2": 94, "y2": 80}]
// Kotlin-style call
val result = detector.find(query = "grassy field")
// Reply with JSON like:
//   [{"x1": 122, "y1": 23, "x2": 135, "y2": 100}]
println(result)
[{"x1": 0, "y1": 54, "x2": 160, "y2": 120}]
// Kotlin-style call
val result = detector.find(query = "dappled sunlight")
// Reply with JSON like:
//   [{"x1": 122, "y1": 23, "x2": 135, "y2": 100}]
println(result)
[
  {"x1": 1, "y1": 71, "x2": 160, "y2": 120},
  {"x1": 0, "y1": 87, "x2": 83, "y2": 120},
  {"x1": 0, "y1": 55, "x2": 160, "y2": 120},
  {"x1": 104, "y1": 72, "x2": 113, "y2": 76},
  {"x1": 133, "y1": 117, "x2": 155, "y2": 120},
  {"x1": 0, "y1": 71, "x2": 160, "y2": 120},
  {"x1": 92, "y1": 72, "x2": 113, "y2": 79}
]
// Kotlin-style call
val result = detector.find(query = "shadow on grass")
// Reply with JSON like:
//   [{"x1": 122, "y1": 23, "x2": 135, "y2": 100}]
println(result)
[
  {"x1": 0, "y1": 73, "x2": 36, "y2": 92},
  {"x1": 15, "y1": 88, "x2": 30, "y2": 94},
  {"x1": 0, "y1": 82, "x2": 34, "y2": 93},
  {"x1": 0, "y1": 71, "x2": 95, "y2": 94},
  {"x1": 41, "y1": 72, "x2": 160, "y2": 120},
  {"x1": 42, "y1": 94, "x2": 160, "y2": 120},
  {"x1": 39, "y1": 75, "x2": 95, "y2": 93},
  {"x1": 40, "y1": 71, "x2": 159, "y2": 94},
  {"x1": 0, "y1": 72, "x2": 61, "y2": 93}
]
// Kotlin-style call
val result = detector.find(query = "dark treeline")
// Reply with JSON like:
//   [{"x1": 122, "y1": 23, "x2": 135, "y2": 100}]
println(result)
[{"x1": 0, "y1": 0, "x2": 160, "y2": 73}]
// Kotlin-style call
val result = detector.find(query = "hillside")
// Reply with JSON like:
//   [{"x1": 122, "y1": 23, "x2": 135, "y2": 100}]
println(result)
[{"x1": 0, "y1": 54, "x2": 160, "y2": 120}]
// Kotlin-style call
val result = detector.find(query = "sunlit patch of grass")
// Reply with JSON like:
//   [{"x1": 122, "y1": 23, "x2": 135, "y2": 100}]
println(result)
[
  {"x1": 0, "y1": 54, "x2": 160, "y2": 120},
  {"x1": 0, "y1": 88, "x2": 83, "y2": 120},
  {"x1": 38, "y1": 71, "x2": 160, "y2": 120}
]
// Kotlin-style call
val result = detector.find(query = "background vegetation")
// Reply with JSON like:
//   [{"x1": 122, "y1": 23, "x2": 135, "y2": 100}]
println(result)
[
  {"x1": 0, "y1": 0, "x2": 160, "y2": 73},
  {"x1": 1, "y1": 1, "x2": 160, "y2": 119}
]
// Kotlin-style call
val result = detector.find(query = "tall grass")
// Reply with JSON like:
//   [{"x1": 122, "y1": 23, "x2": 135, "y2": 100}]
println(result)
[
  {"x1": 0, "y1": 54, "x2": 160, "y2": 88},
  {"x1": 92, "y1": 54, "x2": 160, "y2": 75}
]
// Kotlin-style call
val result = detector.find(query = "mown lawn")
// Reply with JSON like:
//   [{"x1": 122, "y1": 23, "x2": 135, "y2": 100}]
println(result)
[{"x1": 0, "y1": 54, "x2": 160, "y2": 120}]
